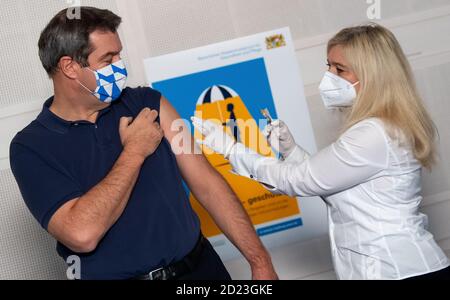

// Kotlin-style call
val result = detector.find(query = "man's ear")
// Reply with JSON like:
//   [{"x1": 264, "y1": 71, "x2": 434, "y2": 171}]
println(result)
[{"x1": 58, "y1": 56, "x2": 82, "y2": 80}]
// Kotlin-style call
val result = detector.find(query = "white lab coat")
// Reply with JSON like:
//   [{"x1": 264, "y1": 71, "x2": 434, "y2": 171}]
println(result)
[{"x1": 229, "y1": 118, "x2": 449, "y2": 280}]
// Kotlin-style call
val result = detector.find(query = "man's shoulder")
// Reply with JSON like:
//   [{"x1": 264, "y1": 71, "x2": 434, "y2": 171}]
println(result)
[
  {"x1": 117, "y1": 86, "x2": 162, "y2": 115},
  {"x1": 11, "y1": 119, "x2": 44, "y2": 145},
  {"x1": 9, "y1": 118, "x2": 58, "y2": 158},
  {"x1": 121, "y1": 86, "x2": 162, "y2": 103}
]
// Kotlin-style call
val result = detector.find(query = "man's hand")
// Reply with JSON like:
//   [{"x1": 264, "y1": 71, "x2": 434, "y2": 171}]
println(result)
[{"x1": 119, "y1": 108, "x2": 164, "y2": 160}]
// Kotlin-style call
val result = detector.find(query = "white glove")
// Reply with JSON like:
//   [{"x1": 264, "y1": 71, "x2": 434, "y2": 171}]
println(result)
[
  {"x1": 263, "y1": 120, "x2": 297, "y2": 159},
  {"x1": 191, "y1": 117, "x2": 236, "y2": 159}
]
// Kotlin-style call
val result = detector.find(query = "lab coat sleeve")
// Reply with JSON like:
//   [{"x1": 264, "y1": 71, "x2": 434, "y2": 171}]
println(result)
[
  {"x1": 283, "y1": 145, "x2": 310, "y2": 164},
  {"x1": 229, "y1": 121, "x2": 389, "y2": 197}
]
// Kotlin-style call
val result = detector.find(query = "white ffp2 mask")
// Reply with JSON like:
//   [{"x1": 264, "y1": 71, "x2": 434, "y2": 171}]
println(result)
[{"x1": 319, "y1": 71, "x2": 360, "y2": 109}]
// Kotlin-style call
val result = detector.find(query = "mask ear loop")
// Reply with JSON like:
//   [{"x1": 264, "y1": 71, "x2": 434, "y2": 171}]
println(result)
[
  {"x1": 336, "y1": 80, "x2": 360, "y2": 112},
  {"x1": 77, "y1": 79, "x2": 95, "y2": 95},
  {"x1": 76, "y1": 67, "x2": 97, "y2": 96},
  {"x1": 339, "y1": 81, "x2": 360, "y2": 112}
]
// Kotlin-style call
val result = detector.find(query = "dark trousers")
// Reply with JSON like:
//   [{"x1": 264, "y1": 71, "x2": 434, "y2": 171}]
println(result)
[
  {"x1": 405, "y1": 266, "x2": 450, "y2": 280},
  {"x1": 177, "y1": 238, "x2": 232, "y2": 280}
]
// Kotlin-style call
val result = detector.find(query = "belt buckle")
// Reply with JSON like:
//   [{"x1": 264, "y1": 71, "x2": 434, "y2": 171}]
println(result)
[{"x1": 148, "y1": 267, "x2": 167, "y2": 280}]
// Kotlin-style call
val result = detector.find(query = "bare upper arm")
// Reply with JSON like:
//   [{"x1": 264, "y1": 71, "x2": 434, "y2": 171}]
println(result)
[
  {"x1": 159, "y1": 96, "x2": 198, "y2": 157},
  {"x1": 159, "y1": 96, "x2": 224, "y2": 192}
]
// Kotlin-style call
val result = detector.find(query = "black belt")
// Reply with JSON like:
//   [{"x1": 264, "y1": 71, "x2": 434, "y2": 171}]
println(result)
[{"x1": 132, "y1": 235, "x2": 207, "y2": 280}]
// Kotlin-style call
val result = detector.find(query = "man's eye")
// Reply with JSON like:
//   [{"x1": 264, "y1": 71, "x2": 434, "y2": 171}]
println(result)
[{"x1": 337, "y1": 68, "x2": 344, "y2": 73}]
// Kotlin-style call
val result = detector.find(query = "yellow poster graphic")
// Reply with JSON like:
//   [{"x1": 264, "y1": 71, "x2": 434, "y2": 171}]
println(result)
[{"x1": 191, "y1": 85, "x2": 300, "y2": 237}]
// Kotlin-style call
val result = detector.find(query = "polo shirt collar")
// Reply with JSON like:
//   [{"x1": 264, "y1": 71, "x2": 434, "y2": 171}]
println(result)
[{"x1": 37, "y1": 96, "x2": 112, "y2": 134}]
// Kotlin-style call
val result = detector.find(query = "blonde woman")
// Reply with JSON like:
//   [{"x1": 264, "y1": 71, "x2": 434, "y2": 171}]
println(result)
[{"x1": 192, "y1": 24, "x2": 450, "y2": 280}]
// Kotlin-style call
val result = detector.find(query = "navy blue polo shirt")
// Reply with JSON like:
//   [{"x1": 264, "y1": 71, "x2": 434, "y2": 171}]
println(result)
[{"x1": 9, "y1": 87, "x2": 201, "y2": 280}]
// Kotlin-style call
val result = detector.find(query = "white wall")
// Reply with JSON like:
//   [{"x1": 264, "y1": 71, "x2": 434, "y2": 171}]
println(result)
[{"x1": 1, "y1": 0, "x2": 449, "y2": 280}]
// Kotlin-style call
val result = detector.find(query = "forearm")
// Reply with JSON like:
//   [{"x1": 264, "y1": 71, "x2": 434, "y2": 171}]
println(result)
[
  {"x1": 196, "y1": 172, "x2": 272, "y2": 267},
  {"x1": 229, "y1": 143, "x2": 305, "y2": 196},
  {"x1": 69, "y1": 149, "x2": 144, "y2": 241}
]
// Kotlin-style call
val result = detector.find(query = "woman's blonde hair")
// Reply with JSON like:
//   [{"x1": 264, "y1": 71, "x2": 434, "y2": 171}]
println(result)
[{"x1": 328, "y1": 23, "x2": 437, "y2": 169}]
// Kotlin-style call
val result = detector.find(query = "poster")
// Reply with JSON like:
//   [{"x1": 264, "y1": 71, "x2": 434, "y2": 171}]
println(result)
[{"x1": 144, "y1": 28, "x2": 327, "y2": 260}]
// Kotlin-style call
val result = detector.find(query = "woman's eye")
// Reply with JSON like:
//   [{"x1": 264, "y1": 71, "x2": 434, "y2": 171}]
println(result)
[{"x1": 337, "y1": 68, "x2": 344, "y2": 73}]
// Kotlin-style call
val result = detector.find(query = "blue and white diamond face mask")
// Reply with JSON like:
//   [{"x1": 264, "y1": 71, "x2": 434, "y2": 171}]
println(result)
[{"x1": 78, "y1": 59, "x2": 128, "y2": 103}]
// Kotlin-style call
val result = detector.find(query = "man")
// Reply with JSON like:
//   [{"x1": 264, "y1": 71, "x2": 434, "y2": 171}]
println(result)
[{"x1": 9, "y1": 6, "x2": 277, "y2": 280}]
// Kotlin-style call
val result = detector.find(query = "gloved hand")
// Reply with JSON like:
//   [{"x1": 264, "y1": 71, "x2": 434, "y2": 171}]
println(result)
[
  {"x1": 191, "y1": 117, "x2": 236, "y2": 159},
  {"x1": 263, "y1": 120, "x2": 297, "y2": 159}
]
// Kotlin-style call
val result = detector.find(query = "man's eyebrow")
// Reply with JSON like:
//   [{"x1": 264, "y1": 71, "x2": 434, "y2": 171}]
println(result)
[{"x1": 99, "y1": 49, "x2": 122, "y2": 61}]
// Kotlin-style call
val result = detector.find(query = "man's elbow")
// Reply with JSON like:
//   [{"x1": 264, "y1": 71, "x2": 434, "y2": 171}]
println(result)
[
  {"x1": 61, "y1": 229, "x2": 101, "y2": 254},
  {"x1": 48, "y1": 199, "x2": 102, "y2": 253}
]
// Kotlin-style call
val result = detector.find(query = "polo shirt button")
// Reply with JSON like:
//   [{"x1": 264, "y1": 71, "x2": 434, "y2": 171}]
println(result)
[{"x1": 250, "y1": 175, "x2": 254, "y2": 179}]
